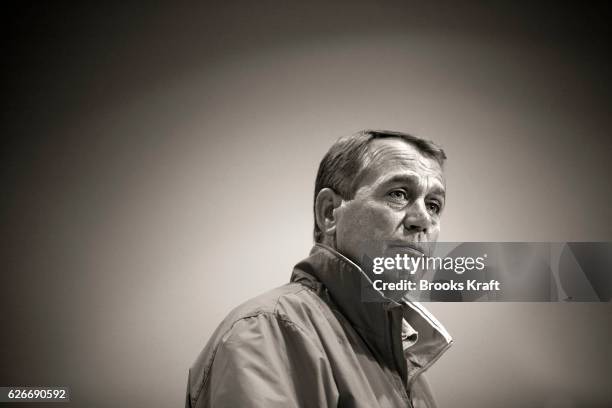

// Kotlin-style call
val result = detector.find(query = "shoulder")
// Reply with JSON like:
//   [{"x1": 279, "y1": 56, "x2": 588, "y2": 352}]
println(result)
[
  {"x1": 187, "y1": 281, "x2": 331, "y2": 405},
  {"x1": 226, "y1": 280, "x2": 333, "y2": 330},
  {"x1": 224, "y1": 281, "x2": 319, "y2": 322},
  {"x1": 197, "y1": 281, "x2": 329, "y2": 352}
]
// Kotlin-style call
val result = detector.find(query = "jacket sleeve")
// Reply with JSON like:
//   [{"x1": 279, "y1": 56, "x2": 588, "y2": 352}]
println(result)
[{"x1": 192, "y1": 312, "x2": 339, "y2": 408}]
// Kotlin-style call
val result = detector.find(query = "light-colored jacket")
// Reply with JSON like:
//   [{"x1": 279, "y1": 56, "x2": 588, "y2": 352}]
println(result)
[{"x1": 186, "y1": 244, "x2": 452, "y2": 407}]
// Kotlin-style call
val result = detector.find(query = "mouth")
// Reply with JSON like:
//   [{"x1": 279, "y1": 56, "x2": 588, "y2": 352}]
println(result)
[{"x1": 387, "y1": 241, "x2": 426, "y2": 256}]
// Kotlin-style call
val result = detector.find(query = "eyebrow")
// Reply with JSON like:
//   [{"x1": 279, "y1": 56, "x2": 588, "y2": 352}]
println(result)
[{"x1": 381, "y1": 174, "x2": 446, "y2": 197}]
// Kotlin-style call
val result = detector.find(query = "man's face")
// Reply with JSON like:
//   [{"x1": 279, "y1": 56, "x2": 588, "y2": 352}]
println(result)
[{"x1": 334, "y1": 138, "x2": 446, "y2": 263}]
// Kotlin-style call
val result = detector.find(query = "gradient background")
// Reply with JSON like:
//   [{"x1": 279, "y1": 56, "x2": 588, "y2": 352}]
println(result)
[{"x1": 2, "y1": 2, "x2": 612, "y2": 407}]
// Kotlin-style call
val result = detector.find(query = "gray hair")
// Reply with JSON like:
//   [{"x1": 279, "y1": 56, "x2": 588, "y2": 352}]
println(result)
[{"x1": 313, "y1": 129, "x2": 446, "y2": 242}]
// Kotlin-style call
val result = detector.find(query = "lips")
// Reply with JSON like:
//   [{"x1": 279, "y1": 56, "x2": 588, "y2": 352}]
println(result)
[{"x1": 387, "y1": 241, "x2": 426, "y2": 255}]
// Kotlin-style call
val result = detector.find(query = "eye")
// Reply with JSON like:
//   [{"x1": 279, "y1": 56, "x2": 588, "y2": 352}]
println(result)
[
  {"x1": 426, "y1": 201, "x2": 441, "y2": 215},
  {"x1": 388, "y1": 189, "x2": 408, "y2": 202}
]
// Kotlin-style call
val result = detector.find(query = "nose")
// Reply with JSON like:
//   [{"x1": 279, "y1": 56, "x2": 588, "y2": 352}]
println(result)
[{"x1": 402, "y1": 200, "x2": 431, "y2": 234}]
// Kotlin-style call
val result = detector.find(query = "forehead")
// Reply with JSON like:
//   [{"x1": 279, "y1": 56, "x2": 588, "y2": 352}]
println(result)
[{"x1": 358, "y1": 138, "x2": 445, "y2": 188}]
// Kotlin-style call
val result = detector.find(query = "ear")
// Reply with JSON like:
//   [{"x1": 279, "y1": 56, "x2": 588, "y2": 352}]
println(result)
[{"x1": 315, "y1": 188, "x2": 344, "y2": 241}]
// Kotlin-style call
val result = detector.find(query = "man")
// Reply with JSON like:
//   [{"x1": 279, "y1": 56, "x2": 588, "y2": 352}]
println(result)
[{"x1": 186, "y1": 130, "x2": 452, "y2": 407}]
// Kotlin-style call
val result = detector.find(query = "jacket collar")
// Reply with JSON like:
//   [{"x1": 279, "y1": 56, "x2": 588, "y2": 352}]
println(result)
[{"x1": 291, "y1": 244, "x2": 452, "y2": 383}]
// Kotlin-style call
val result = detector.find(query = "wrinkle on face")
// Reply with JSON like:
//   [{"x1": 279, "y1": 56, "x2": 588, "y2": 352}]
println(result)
[{"x1": 357, "y1": 138, "x2": 445, "y2": 200}]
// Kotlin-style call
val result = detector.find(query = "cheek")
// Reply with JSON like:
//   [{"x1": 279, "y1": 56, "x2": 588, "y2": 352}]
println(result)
[
  {"x1": 340, "y1": 201, "x2": 401, "y2": 237},
  {"x1": 427, "y1": 223, "x2": 440, "y2": 240}
]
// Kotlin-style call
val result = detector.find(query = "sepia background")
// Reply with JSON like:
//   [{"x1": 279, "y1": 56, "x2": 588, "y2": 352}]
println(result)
[{"x1": 3, "y1": 2, "x2": 612, "y2": 407}]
